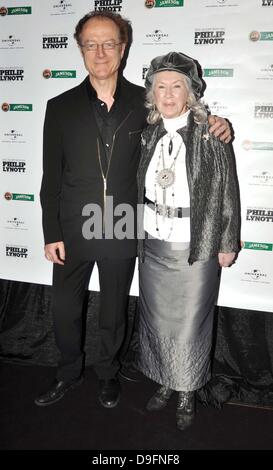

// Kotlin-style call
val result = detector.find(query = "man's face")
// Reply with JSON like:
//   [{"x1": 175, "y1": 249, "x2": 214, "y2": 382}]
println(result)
[{"x1": 80, "y1": 18, "x2": 126, "y2": 81}]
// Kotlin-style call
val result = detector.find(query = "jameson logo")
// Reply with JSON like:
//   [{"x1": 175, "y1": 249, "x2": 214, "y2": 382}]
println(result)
[
  {"x1": 2, "y1": 103, "x2": 32, "y2": 111},
  {"x1": 242, "y1": 140, "x2": 273, "y2": 151},
  {"x1": 203, "y1": 68, "x2": 233, "y2": 77},
  {"x1": 260, "y1": 32, "x2": 273, "y2": 40},
  {"x1": 43, "y1": 35, "x2": 68, "y2": 49},
  {"x1": 242, "y1": 241, "x2": 273, "y2": 251},
  {"x1": 145, "y1": 0, "x2": 184, "y2": 7},
  {"x1": 6, "y1": 246, "x2": 28, "y2": 258},
  {"x1": 0, "y1": 6, "x2": 31, "y2": 15},
  {"x1": 250, "y1": 31, "x2": 273, "y2": 41},
  {"x1": 194, "y1": 30, "x2": 225, "y2": 45},
  {"x1": 4, "y1": 192, "x2": 34, "y2": 201},
  {"x1": 13, "y1": 193, "x2": 34, "y2": 201},
  {"x1": 2, "y1": 160, "x2": 26, "y2": 173},
  {"x1": 254, "y1": 104, "x2": 273, "y2": 118},
  {"x1": 94, "y1": 0, "x2": 123, "y2": 12},
  {"x1": 0, "y1": 68, "x2": 24, "y2": 81},
  {"x1": 246, "y1": 209, "x2": 273, "y2": 222},
  {"x1": 262, "y1": 0, "x2": 273, "y2": 5},
  {"x1": 43, "y1": 69, "x2": 76, "y2": 78}
]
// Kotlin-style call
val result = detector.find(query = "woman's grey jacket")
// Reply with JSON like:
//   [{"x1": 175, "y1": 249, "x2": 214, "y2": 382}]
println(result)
[{"x1": 137, "y1": 112, "x2": 240, "y2": 264}]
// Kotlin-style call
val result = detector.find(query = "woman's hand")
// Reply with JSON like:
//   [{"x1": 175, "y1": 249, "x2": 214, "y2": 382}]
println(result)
[{"x1": 218, "y1": 252, "x2": 236, "y2": 267}]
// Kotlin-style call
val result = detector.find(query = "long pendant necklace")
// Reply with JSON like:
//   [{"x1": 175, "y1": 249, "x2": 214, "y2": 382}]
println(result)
[{"x1": 154, "y1": 136, "x2": 183, "y2": 240}]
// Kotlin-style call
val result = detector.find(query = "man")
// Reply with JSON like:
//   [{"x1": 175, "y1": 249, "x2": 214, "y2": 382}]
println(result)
[{"x1": 35, "y1": 11, "x2": 231, "y2": 408}]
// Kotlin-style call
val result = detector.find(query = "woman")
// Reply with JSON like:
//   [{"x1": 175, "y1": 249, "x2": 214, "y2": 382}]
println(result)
[{"x1": 137, "y1": 52, "x2": 240, "y2": 431}]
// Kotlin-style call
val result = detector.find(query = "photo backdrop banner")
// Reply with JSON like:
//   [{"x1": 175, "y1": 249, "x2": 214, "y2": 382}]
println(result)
[{"x1": 1, "y1": 0, "x2": 273, "y2": 312}]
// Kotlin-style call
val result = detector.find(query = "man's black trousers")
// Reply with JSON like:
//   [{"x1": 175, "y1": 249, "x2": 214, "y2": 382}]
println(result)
[{"x1": 52, "y1": 256, "x2": 136, "y2": 381}]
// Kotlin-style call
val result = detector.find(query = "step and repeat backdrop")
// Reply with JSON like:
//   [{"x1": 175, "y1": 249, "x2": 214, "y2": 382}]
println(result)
[{"x1": 0, "y1": 0, "x2": 273, "y2": 311}]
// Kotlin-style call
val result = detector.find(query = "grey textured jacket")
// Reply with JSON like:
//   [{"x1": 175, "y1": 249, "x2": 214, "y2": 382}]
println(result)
[{"x1": 137, "y1": 111, "x2": 240, "y2": 264}]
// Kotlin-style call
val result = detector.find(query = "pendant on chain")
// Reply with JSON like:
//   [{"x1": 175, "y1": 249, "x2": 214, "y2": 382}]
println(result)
[
  {"x1": 168, "y1": 138, "x2": 173, "y2": 155},
  {"x1": 156, "y1": 168, "x2": 175, "y2": 189}
]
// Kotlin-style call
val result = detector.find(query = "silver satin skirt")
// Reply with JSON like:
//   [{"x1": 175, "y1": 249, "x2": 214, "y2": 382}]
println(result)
[{"x1": 138, "y1": 236, "x2": 220, "y2": 391}]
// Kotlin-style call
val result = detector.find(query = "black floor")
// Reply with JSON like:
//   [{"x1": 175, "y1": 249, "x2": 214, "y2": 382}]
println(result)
[{"x1": 1, "y1": 362, "x2": 272, "y2": 451}]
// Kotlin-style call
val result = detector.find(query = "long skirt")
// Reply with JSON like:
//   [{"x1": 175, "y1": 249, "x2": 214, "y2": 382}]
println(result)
[{"x1": 138, "y1": 236, "x2": 220, "y2": 391}]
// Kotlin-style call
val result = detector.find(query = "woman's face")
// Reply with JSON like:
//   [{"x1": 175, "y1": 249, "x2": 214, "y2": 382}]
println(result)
[{"x1": 153, "y1": 71, "x2": 189, "y2": 119}]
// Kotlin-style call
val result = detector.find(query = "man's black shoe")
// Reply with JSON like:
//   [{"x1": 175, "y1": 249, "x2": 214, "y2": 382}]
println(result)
[
  {"x1": 98, "y1": 377, "x2": 120, "y2": 408},
  {"x1": 34, "y1": 376, "x2": 84, "y2": 407}
]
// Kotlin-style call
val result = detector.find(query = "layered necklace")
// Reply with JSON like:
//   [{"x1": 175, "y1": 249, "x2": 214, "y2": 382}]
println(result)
[
  {"x1": 153, "y1": 111, "x2": 189, "y2": 241},
  {"x1": 154, "y1": 133, "x2": 183, "y2": 240}
]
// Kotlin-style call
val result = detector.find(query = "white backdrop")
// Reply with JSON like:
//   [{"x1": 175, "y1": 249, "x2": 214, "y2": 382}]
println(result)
[{"x1": 1, "y1": 0, "x2": 273, "y2": 312}]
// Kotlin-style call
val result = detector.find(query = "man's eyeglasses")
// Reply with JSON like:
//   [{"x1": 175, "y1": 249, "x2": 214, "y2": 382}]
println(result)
[{"x1": 81, "y1": 41, "x2": 122, "y2": 52}]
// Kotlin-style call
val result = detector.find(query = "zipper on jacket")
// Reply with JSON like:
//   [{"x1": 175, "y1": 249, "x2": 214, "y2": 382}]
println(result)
[{"x1": 96, "y1": 111, "x2": 133, "y2": 236}]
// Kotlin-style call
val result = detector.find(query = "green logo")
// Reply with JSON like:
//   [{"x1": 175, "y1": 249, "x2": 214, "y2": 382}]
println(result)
[
  {"x1": 12, "y1": 193, "x2": 34, "y2": 201},
  {"x1": 242, "y1": 140, "x2": 273, "y2": 151},
  {"x1": 51, "y1": 70, "x2": 76, "y2": 78},
  {"x1": 203, "y1": 68, "x2": 233, "y2": 77},
  {"x1": 156, "y1": 0, "x2": 184, "y2": 6},
  {"x1": 10, "y1": 104, "x2": 32, "y2": 111},
  {"x1": 242, "y1": 241, "x2": 273, "y2": 251},
  {"x1": 7, "y1": 7, "x2": 32, "y2": 15},
  {"x1": 260, "y1": 32, "x2": 273, "y2": 40}
]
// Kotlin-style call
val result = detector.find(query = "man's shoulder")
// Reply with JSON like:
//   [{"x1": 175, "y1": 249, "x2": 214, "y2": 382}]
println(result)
[
  {"x1": 47, "y1": 80, "x2": 85, "y2": 107},
  {"x1": 120, "y1": 76, "x2": 146, "y2": 98}
]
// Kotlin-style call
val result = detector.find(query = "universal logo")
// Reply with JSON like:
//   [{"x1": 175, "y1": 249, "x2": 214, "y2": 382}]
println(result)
[
  {"x1": 2, "y1": 102, "x2": 32, "y2": 112},
  {"x1": 242, "y1": 140, "x2": 273, "y2": 151},
  {"x1": 194, "y1": 29, "x2": 225, "y2": 45},
  {"x1": 145, "y1": 0, "x2": 184, "y2": 8},
  {"x1": 43, "y1": 69, "x2": 76, "y2": 78},
  {"x1": 205, "y1": 0, "x2": 238, "y2": 7},
  {"x1": 51, "y1": 1, "x2": 75, "y2": 15},
  {"x1": 242, "y1": 269, "x2": 268, "y2": 283},
  {"x1": 94, "y1": 0, "x2": 123, "y2": 12},
  {"x1": 0, "y1": 68, "x2": 24, "y2": 81},
  {"x1": 249, "y1": 171, "x2": 273, "y2": 187},
  {"x1": 0, "y1": 35, "x2": 23, "y2": 49},
  {"x1": 209, "y1": 101, "x2": 230, "y2": 117},
  {"x1": 258, "y1": 64, "x2": 273, "y2": 80},
  {"x1": 6, "y1": 217, "x2": 27, "y2": 230},
  {"x1": 43, "y1": 35, "x2": 68, "y2": 49},
  {"x1": 2, "y1": 159, "x2": 26, "y2": 173},
  {"x1": 249, "y1": 31, "x2": 273, "y2": 41},
  {"x1": 0, "y1": 6, "x2": 31, "y2": 16},
  {"x1": 144, "y1": 29, "x2": 171, "y2": 45},
  {"x1": 6, "y1": 245, "x2": 28, "y2": 258},
  {"x1": 254, "y1": 104, "x2": 273, "y2": 119},
  {"x1": 2, "y1": 130, "x2": 25, "y2": 143},
  {"x1": 246, "y1": 208, "x2": 273, "y2": 222}
]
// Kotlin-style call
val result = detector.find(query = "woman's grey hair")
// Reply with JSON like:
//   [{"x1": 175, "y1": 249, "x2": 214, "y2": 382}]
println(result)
[{"x1": 145, "y1": 74, "x2": 207, "y2": 125}]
